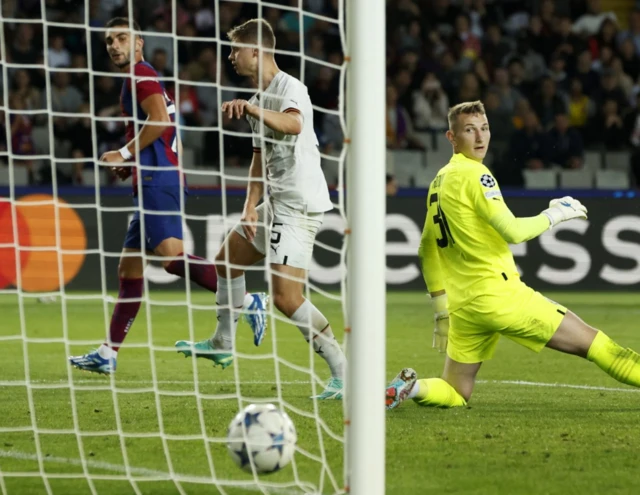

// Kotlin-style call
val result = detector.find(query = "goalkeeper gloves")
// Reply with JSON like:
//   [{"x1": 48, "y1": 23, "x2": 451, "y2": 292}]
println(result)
[
  {"x1": 542, "y1": 196, "x2": 588, "y2": 228},
  {"x1": 431, "y1": 293, "x2": 449, "y2": 353}
]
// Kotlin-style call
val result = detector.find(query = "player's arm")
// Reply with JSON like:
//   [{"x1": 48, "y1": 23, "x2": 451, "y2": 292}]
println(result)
[
  {"x1": 245, "y1": 105, "x2": 303, "y2": 135},
  {"x1": 120, "y1": 94, "x2": 172, "y2": 156},
  {"x1": 222, "y1": 99, "x2": 302, "y2": 135},
  {"x1": 240, "y1": 150, "x2": 264, "y2": 242},
  {"x1": 471, "y1": 173, "x2": 587, "y2": 244},
  {"x1": 418, "y1": 197, "x2": 449, "y2": 353}
]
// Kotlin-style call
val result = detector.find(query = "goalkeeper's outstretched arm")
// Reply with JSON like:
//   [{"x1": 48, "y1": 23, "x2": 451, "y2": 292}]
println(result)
[{"x1": 481, "y1": 196, "x2": 587, "y2": 245}]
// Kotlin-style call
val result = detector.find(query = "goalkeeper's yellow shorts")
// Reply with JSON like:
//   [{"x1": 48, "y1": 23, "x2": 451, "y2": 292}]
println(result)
[{"x1": 447, "y1": 279, "x2": 567, "y2": 364}]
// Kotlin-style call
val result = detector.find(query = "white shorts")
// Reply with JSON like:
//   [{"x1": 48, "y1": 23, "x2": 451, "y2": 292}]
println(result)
[{"x1": 233, "y1": 201, "x2": 323, "y2": 270}]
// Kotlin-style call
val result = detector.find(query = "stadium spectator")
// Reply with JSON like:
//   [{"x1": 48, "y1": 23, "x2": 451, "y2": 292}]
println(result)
[
  {"x1": 552, "y1": 16, "x2": 587, "y2": 66},
  {"x1": 386, "y1": 84, "x2": 424, "y2": 150},
  {"x1": 588, "y1": 17, "x2": 619, "y2": 62},
  {"x1": 529, "y1": 77, "x2": 567, "y2": 128},
  {"x1": 488, "y1": 67, "x2": 523, "y2": 113},
  {"x1": 483, "y1": 90, "x2": 514, "y2": 149},
  {"x1": 176, "y1": 69, "x2": 201, "y2": 127},
  {"x1": 618, "y1": 9, "x2": 640, "y2": 55},
  {"x1": 8, "y1": 94, "x2": 36, "y2": 184},
  {"x1": 572, "y1": 0, "x2": 618, "y2": 37},
  {"x1": 12, "y1": 70, "x2": 42, "y2": 111},
  {"x1": 504, "y1": 110, "x2": 547, "y2": 186},
  {"x1": 507, "y1": 58, "x2": 537, "y2": 100},
  {"x1": 144, "y1": 11, "x2": 175, "y2": 69},
  {"x1": 69, "y1": 103, "x2": 95, "y2": 184},
  {"x1": 47, "y1": 33, "x2": 71, "y2": 68},
  {"x1": 482, "y1": 24, "x2": 512, "y2": 73},
  {"x1": 546, "y1": 112, "x2": 584, "y2": 169},
  {"x1": 618, "y1": 38, "x2": 640, "y2": 81},
  {"x1": 610, "y1": 57, "x2": 635, "y2": 102},
  {"x1": 567, "y1": 78, "x2": 595, "y2": 140},
  {"x1": 574, "y1": 49, "x2": 600, "y2": 94},
  {"x1": 546, "y1": 53, "x2": 570, "y2": 92},
  {"x1": 510, "y1": 31, "x2": 546, "y2": 82},
  {"x1": 457, "y1": 72, "x2": 482, "y2": 103},
  {"x1": 412, "y1": 73, "x2": 449, "y2": 132},
  {"x1": 151, "y1": 48, "x2": 173, "y2": 78},
  {"x1": 598, "y1": 99, "x2": 626, "y2": 150},
  {"x1": 594, "y1": 69, "x2": 628, "y2": 110},
  {"x1": 9, "y1": 23, "x2": 40, "y2": 65}
]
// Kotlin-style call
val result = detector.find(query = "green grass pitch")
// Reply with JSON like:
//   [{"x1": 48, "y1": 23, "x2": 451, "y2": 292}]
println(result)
[{"x1": 1, "y1": 291, "x2": 640, "y2": 495}]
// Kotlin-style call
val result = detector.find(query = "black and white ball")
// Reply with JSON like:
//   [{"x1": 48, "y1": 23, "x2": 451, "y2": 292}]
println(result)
[{"x1": 227, "y1": 403, "x2": 297, "y2": 474}]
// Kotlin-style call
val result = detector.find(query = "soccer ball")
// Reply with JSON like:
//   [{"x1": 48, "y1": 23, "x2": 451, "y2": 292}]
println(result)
[{"x1": 227, "y1": 403, "x2": 297, "y2": 474}]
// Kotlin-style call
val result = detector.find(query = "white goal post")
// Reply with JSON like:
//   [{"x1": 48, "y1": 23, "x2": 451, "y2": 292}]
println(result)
[{"x1": 345, "y1": 0, "x2": 386, "y2": 494}]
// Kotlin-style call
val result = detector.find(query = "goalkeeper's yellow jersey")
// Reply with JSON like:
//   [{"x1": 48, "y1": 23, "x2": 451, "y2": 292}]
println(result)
[{"x1": 419, "y1": 153, "x2": 549, "y2": 312}]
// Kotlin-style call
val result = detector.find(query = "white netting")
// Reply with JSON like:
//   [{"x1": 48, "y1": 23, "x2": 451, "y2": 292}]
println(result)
[{"x1": 0, "y1": 0, "x2": 350, "y2": 493}]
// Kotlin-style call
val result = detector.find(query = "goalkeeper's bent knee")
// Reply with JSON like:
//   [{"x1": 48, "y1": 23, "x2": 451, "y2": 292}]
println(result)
[
  {"x1": 587, "y1": 330, "x2": 640, "y2": 388},
  {"x1": 413, "y1": 378, "x2": 467, "y2": 408}
]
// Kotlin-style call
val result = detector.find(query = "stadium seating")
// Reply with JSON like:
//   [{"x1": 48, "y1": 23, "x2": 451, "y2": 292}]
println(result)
[
  {"x1": 0, "y1": 164, "x2": 29, "y2": 186},
  {"x1": 596, "y1": 169, "x2": 630, "y2": 189},
  {"x1": 603, "y1": 151, "x2": 630, "y2": 171},
  {"x1": 523, "y1": 169, "x2": 557, "y2": 189},
  {"x1": 559, "y1": 169, "x2": 594, "y2": 189}
]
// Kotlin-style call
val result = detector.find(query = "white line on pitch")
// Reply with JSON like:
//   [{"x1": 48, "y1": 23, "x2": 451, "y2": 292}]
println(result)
[
  {"x1": 0, "y1": 450, "x2": 314, "y2": 495},
  {"x1": 477, "y1": 379, "x2": 640, "y2": 393},
  {"x1": 2, "y1": 378, "x2": 638, "y2": 394},
  {"x1": 0, "y1": 379, "x2": 312, "y2": 386}
]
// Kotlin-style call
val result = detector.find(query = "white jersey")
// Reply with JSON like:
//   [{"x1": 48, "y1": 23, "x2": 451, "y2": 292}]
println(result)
[{"x1": 247, "y1": 71, "x2": 333, "y2": 213}]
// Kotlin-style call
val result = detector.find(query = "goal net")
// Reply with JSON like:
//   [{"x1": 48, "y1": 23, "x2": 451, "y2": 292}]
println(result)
[{"x1": 0, "y1": 0, "x2": 376, "y2": 493}]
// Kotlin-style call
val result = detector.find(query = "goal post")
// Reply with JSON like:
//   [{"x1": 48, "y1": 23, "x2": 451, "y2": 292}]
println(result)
[{"x1": 345, "y1": 0, "x2": 387, "y2": 494}]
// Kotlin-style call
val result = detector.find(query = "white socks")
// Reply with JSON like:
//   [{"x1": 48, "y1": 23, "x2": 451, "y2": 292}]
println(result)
[
  {"x1": 211, "y1": 275, "x2": 246, "y2": 350},
  {"x1": 408, "y1": 381, "x2": 420, "y2": 399},
  {"x1": 98, "y1": 344, "x2": 118, "y2": 360},
  {"x1": 291, "y1": 299, "x2": 345, "y2": 379},
  {"x1": 243, "y1": 292, "x2": 254, "y2": 309}
]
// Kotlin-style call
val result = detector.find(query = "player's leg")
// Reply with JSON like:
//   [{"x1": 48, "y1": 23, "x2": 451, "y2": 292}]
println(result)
[
  {"x1": 148, "y1": 184, "x2": 268, "y2": 344},
  {"x1": 141, "y1": 186, "x2": 219, "y2": 293},
  {"x1": 210, "y1": 230, "x2": 265, "y2": 350},
  {"x1": 546, "y1": 310, "x2": 640, "y2": 387},
  {"x1": 159, "y1": 237, "x2": 218, "y2": 293},
  {"x1": 387, "y1": 296, "x2": 501, "y2": 410},
  {"x1": 270, "y1": 263, "x2": 346, "y2": 399},
  {"x1": 175, "y1": 227, "x2": 265, "y2": 368},
  {"x1": 69, "y1": 247, "x2": 145, "y2": 374}
]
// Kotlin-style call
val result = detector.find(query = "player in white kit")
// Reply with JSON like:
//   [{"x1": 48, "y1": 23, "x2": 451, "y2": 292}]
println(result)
[{"x1": 175, "y1": 19, "x2": 345, "y2": 399}]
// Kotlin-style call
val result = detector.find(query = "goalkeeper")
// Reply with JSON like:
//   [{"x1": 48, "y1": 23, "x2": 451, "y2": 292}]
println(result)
[{"x1": 386, "y1": 100, "x2": 640, "y2": 410}]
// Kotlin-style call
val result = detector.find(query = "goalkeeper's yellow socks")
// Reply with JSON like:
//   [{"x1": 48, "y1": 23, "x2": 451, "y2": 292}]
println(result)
[
  {"x1": 587, "y1": 331, "x2": 640, "y2": 387},
  {"x1": 411, "y1": 378, "x2": 467, "y2": 408}
]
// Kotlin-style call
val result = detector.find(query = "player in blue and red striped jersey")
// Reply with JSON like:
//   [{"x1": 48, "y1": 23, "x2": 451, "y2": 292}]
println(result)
[{"x1": 69, "y1": 18, "x2": 267, "y2": 375}]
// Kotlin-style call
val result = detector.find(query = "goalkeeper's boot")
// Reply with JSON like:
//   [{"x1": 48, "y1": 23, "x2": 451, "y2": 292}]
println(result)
[
  {"x1": 385, "y1": 368, "x2": 417, "y2": 410},
  {"x1": 175, "y1": 339, "x2": 233, "y2": 369},
  {"x1": 69, "y1": 350, "x2": 116, "y2": 375},
  {"x1": 311, "y1": 377, "x2": 343, "y2": 400},
  {"x1": 244, "y1": 292, "x2": 268, "y2": 346}
]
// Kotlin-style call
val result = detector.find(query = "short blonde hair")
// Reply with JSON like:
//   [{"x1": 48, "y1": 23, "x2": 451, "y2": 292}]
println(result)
[
  {"x1": 227, "y1": 19, "x2": 276, "y2": 49},
  {"x1": 447, "y1": 100, "x2": 486, "y2": 130}
]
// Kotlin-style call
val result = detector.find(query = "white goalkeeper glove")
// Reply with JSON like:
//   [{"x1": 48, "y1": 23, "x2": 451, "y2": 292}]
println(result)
[
  {"x1": 542, "y1": 196, "x2": 588, "y2": 228},
  {"x1": 431, "y1": 294, "x2": 449, "y2": 353}
]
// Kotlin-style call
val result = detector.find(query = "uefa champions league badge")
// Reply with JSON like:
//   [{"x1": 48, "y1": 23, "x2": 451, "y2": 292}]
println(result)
[{"x1": 480, "y1": 174, "x2": 496, "y2": 188}]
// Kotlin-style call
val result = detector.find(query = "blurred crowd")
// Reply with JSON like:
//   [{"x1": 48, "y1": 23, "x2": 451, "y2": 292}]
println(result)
[
  {"x1": 0, "y1": 0, "x2": 342, "y2": 185},
  {"x1": 2, "y1": 0, "x2": 640, "y2": 187},
  {"x1": 386, "y1": 0, "x2": 640, "y2": 186}
]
